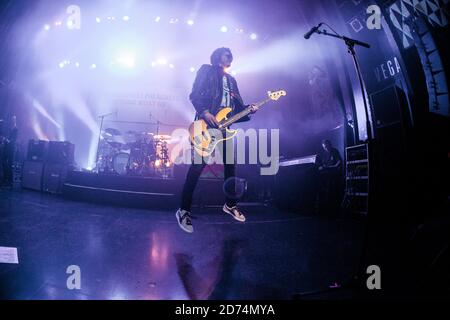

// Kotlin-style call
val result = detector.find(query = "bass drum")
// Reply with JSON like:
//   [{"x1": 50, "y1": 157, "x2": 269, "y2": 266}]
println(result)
[{"x1": 112, "y1": 152, "x2": 130, "y2": 175}]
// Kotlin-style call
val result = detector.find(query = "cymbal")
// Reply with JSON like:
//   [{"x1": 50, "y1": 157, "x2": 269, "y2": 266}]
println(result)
[
  {"x1": 138, "y1": 131, "x2": 154, "y2": 137},
  {"x1": 101, "y1": 132, "x2": 114, "y2": 140},
  {"x1": 104, "y1": 128, "x2": 122, "y2": 136},
  {"x1": 154, "y1": 134, "x2": 172, "y2": 140}
]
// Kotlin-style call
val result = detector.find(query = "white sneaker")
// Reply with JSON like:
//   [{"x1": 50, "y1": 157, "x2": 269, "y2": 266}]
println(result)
[
  {"x1": 223, "y1": 204, "x2": 246, "y2": 222},
  {"x1": 175, "y1": 209, "x2": 194, "y2": 233}
]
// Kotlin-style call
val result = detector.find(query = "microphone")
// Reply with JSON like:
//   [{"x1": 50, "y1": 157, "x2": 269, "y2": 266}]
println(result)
[{"x1": 304, "y1": 23, "x2": 323, "y2": 39}]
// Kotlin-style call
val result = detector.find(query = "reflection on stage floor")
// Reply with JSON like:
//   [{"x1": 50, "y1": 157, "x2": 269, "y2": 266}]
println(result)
[{"x1": 0, "y1": 189, "x2": 364, "y2": 300}]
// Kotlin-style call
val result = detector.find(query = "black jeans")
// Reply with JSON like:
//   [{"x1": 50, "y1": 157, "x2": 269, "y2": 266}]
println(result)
[{"x1": 180, "y1": 141, "x2": 237, "y2": 211}]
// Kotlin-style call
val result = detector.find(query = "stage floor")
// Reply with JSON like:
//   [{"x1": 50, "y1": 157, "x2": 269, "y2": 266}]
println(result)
[{"x1": 0, "y1": 188, "x2": 365, "y2": 299}]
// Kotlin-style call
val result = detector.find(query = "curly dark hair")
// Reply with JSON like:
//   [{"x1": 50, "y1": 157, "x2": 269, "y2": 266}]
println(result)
[{"x1": 210, "y1": 47, "x2": 233, "y2": 66}]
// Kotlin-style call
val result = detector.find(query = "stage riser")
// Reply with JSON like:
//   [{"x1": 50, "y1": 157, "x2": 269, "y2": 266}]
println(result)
[
  {"x1": 63, "y1": 184, "x2": 179, "y2": 209},
  {"x1": 65, "y1": 171, "x2": 179, "y2": 193},
  {"x1": 63, "y1": 171, "x2": 230, "y2": 209}
]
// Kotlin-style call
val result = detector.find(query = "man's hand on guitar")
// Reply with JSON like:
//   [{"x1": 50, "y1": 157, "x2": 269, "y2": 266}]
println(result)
[{"x1": 202, "y1": 111, "x2": 220, "y2": 128}]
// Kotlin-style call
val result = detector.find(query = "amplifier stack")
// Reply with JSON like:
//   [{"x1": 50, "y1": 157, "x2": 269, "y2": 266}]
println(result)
[{"x1": 22, "y1": 140, "x2": 74, "y2": 193}]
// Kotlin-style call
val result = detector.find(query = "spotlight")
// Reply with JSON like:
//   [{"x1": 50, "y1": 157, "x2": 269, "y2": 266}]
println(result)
[
  {"x1": 54, "y1": 21, "x2": 62, "y2": 26},
  {"x1": 157, "y1": 58, "x2": 167, "y2": 65},
  {"x1": 169, "y1": 18, "x2": 178, "y2": 24},
  {"x1": 151, "y1": 61, "x2": 156, "y2": 67},
  {"x1": 117, "y1": 53, "x2": 135, "y2": 68},
  {"x1": 249, "y1": 33, "x2": 257, "y2": 40},
  {"x1": 165, "y1": 161, "x2": 171, "y2": 167},
  {"x1": 59, "y1": 62, "x2": 65, "y2": 68},
  {"x1": 67, "y1": 20, "x2": 73, "y2": 28},
  {"x1": 123, "y1": 16, "x2": 130, "y2": 21},
  {"x1": 155, "y1": 16, "x2": 161, "y2": 22},
  {"x1": 75, "y1": 62, "x2": 80, "y2": 67},
  {"x1": 96, "y1": 17, "x2": 101, "y2": 23},
  {"x1": 220, "y1": 26, "x2": 228, "y2": 32},
  {"x1": 169, "y1": 64, "x2": 175, "y2": 69},
  {"x1": 44, "y1": 24, "x2": 51, "y2": 31},
  {"x1": 189, "y1": 67, "x2": 195, "y2": 72},
  {"x1": 231, "y1": 70, "x2": 237, "y2": 76},
  {"x1": 90, "y1": 64, "x2": 97, "y2": 69},
  {"x1": 154, "y1": 159, "x2": 161, "y2": 167},
  {"x1": 187, "y1": 19, "x2": 194, "y2": 26},
  {"x1": 125, "y1": 59, "x2": 135, "y2": 68}
]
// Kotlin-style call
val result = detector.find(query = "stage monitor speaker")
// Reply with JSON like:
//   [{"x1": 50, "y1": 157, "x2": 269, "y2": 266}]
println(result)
[
  {"x1": 22, "y1": 161, "x2": 44, "y2": 191},
  {"x1": 47, "y1": 141, "x2": 75, "y2": 165},
  {"x1": 27, "y1": 140, "x2": 49, "y2": 162},
  {"x1": 42, "y1": 164, "x2": 69, "y2": 194}
]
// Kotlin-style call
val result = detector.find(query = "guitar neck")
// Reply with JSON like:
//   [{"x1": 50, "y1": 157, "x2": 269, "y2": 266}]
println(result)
[{"x1": 220, "y1": 98, "x2": 271, "y2": 128}]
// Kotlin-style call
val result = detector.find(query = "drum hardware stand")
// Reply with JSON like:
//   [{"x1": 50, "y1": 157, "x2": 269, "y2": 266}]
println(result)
[
  {"x1": 149, "y1": 112, "x2": 162, "y2": 137},
  {"x1": 94, "y1": 111, "x2": 116, "y2": 173}
]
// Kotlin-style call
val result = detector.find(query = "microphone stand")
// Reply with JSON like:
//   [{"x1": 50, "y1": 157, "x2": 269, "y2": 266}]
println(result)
[
  {"x1": 94, "y1": 111, "x2": 116, "y2": 172},
  {"x1": 294, "y1": 25, "x2": 375, "y2": 299},
  {"x1": 315, "y1": 28, "x2": 373, "y2": 142}
]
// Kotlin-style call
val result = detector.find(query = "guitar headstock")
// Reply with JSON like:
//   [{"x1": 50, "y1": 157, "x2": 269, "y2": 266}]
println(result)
[{"x1": 267, "y1": 90, "x2": 287, "y2": 101}]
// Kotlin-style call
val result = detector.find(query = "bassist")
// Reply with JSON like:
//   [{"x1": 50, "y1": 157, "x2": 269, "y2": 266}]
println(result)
[{"x1": 175, "y1": 47, "x2": 258, "y2": 233}]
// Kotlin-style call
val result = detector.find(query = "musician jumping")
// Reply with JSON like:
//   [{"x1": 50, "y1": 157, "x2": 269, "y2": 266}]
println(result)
[{"x1": 175, "y1": 47, "x2": 258, "y2": 233}]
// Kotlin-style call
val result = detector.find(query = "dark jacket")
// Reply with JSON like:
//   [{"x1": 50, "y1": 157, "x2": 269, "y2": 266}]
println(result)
[
  {"x1": 189, "y1": 64, "x2": 250, "y2": 123},
  {"x1": 317, "y1": 147, "x2": 343, "y2": 170}
]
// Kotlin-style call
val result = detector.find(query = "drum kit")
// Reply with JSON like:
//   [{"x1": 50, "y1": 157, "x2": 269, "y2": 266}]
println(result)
[{"x1": 96, "y1": 127, "x2": 174, "y2": 177}]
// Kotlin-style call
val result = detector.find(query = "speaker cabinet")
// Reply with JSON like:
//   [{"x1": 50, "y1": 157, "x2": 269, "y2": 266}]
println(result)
[
  {"x1": 22, "y1": 161, "x2": 44, "y2": 191},
  {"x1": 27, "y1": 140, "x2": 49, "y2": 162},
  {"x1": 42, "y1": 164, "x2": 69, "y2": 194},
  {"x1": 47, "y1": 141, "x2": 75, "y2": 165},
  {"x1": 369, "y1": 84, "x2": 412, "y2": 133}
]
